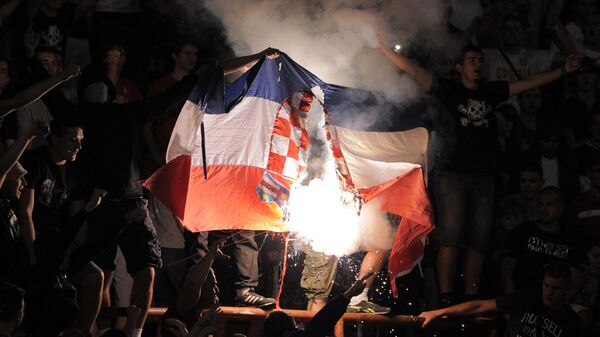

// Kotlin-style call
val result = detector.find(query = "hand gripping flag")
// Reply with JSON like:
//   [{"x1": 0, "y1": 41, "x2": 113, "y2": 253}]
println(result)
[{"x1": 144, "y1": 54, "x2": 434, "y2": 296}]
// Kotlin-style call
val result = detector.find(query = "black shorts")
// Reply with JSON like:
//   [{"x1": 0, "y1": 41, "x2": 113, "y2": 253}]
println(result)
[{"x1": 87, "y1": 198, "x2": 162, "y2": 275}]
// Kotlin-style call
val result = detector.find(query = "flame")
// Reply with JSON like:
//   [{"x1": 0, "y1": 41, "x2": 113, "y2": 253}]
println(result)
[
  {"x1": 287, "y1": 174, "x2": 361, "y2": 257},
  {"x1": 285, "y1": 119, "x2": 361, "y2": 256}
]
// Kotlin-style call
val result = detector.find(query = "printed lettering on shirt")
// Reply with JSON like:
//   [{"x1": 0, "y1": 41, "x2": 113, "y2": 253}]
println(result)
[
  {"x1": 526, "y1": 236, "x2": 569, "y2": 259},
  {"x1": 518, "y1": 313, "x2": 565, "y2": 337},
  {"x1": 457, "y1": 99, "x2": 491, "y2": 128}
]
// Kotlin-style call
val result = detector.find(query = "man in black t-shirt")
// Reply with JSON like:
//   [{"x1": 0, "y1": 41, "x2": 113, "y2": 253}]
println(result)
[
  {"x1": 377, "y1": 33, "x2": 581, "y2": 305},
  {"x1": 501, "y1": 187, "x2": 572, "y2": 293},
  {"x1": 18, "y1": 116, "x2": 103, "y2": 336},
  {"x1": 419, "y1": 261, "x2": 580, "y2": 337}
]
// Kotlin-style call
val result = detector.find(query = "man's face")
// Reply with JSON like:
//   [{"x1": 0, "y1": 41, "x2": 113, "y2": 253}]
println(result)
[
  {"x1": 519, "y1": 171, "x2": 544, "y2": 200},
  {"x1": 540, "y1": 136, "x2": 559, "y2": 158},
  {"x1": 501, "y1": 19, "x2": 525, "y2": 48},
  {"x1": 2, "y1": 175, "x2": 25, "y2": 200},
  {"x1": 537, "y1": 192, "x2": 562, "y2": 224},
  {"x1": 588, "y1": 246, "x2": 600, "y2": 276},
  {"x1": 45, "y1": 0, "x2": 64, "y2": 10},
  {"x1": 576, "y1": 0, "x2": 599, "y2": 19},
  {"x1": 37, "y1": 51, "x2": 61, "y2": 77},
  {"x1": 542, "y1": 275, "x2": 568, "y2": 309},
  {"x1": 0, "y1": 61, "x2": 10, "y2": 90},
  {"x1": 52, "y1": 127, "x2": 83, "y2": 162},
  {"x1": 518, "y1": 89, "x2": 542, "y2": 114},
  {"x1": 104, "y1": 48, "x2": 126, "y2": 71},
  {"x1": 501, "y1": 211, "x2": 524, "y2": 234},
  {"x1": 174, "y1": 43, "x2": 198, "y2": 72},
  {"x1": 457, "y1": 51, "x2": 483, "y2": 83},
  {"x1": 575, "y1": 67, "x2": 598, "y2": 91},
  {"x1": 583, "y1": 15, "x2": 600, "y2": 46}
]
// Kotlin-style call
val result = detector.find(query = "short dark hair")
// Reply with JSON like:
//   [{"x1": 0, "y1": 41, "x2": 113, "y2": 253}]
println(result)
[
  {"x1": 35, "y1": 46, "x2": 62, "y2": 57},
  {"x1": 49, "y1": 114, "x2": 84, "y2": 143},
  {"x1": 264, "y1": 311, "x2": 296, "y2": 337},
  {"x1": 0, "y1": 282, "x2": 25, "y2": 321},
  {"x1": 455, "y1": 44, "x2": 483, "y2": 65},
  {"x1": 544, "y1": 261, "x2": 572, "y2": 283},
  {"x1": 172, "y1": 36, "x2": 198, "y2": 55},
  {"x1": 538, "y1": 186, "x2": 564, "y2": 204},
  {"x1": 519, "y1": 163, "x2": 543, "y2": 176}
]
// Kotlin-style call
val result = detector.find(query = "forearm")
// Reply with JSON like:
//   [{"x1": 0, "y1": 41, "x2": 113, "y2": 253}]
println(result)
[
  {"x1": 305, "y1": 296, "x2": 349, "y2": 337},
  {"x1": 0, "y1": 73, "x2": 71, "y2": 117},
  {"x1": 176, "y1": 254, "x2": 216, "y2": 313},
  {"x1": 0, "y1": 133, "x2": 34, "y2": 177},
  {"x1": 377, "y1": 44, "x2": 432, "y2": 90},
  {"x1": 221, "y1": 53, "x2": 262, "y2": 75},
  {"x1": 20, "y1": 216, "x2": 36, "y2": 266},
  {"x1": 0, "y1": 0, "x2": 24, "y2": 18},
  {"x1": 509, "y1": 67, "x2": 562, "y2": 96},
  {"x1": 437, "y1": 300, "x2": 492, "y2": 317}
]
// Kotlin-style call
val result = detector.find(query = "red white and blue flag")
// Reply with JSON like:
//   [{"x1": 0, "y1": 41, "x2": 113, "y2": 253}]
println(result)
[{"x1": 144, "y1": 55, "x2": 434, "y2": 295}]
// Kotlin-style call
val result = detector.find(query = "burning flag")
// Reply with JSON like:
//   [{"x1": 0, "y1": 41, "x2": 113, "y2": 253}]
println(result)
[{"x1": 144, "y1": 54, "x2": 434, "y2": 295}]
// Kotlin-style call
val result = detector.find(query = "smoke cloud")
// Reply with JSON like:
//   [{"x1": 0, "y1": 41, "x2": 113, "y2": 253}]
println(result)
[{"x1": 201, "y1": 0, "x2": 454, "y2": 102}]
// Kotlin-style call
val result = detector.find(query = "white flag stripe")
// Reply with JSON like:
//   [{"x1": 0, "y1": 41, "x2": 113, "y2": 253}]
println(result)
[
  {"x1": 335, "y1": 126, "x2": 428, "y2": 189},
  {"x1": 167, "y1": 100, "x2": 204, "y2": 162}
]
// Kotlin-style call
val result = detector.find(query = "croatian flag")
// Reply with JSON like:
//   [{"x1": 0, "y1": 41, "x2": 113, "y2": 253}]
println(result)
[{"x1": 144, "y1": 54, "x2": 434, "y2": 295}]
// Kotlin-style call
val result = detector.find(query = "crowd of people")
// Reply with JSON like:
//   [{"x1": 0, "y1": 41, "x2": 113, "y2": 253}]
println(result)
[{"x1": 0, "y1": 0, "x2": 600, "y2": 337}]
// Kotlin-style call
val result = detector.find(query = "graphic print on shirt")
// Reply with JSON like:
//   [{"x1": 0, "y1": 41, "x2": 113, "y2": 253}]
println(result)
[
  {"x1": 526, "y1": 236, "x2": 569, "y2": 259},
  {"x1": 457, "y1": 98, "x2": 491, "y2": 128},
  {"x1": 518, "y1": 313, "x2": 566, "y2": 337},
  {"x1": 39, "y1": 178, "x2": 67, "y2": 209}
]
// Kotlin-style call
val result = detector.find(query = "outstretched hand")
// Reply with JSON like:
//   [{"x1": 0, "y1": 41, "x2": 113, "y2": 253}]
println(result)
[
  {"x1": 62, "y1": 64, "x2": 81, "y2": 80},
  {"x1": 343, "y1": 271, "x2": 373, "y2": 300},
  {"x1": 83, "y1": 188, "x2": 108, "y2": 212},
  {"x1": 29, "y1": 120, "x2": 49, "y2": 138},
  {"x1": 208, "y1": 236, "x2": 229, "y2": 260},
  {"x1": 261, "y1": 47, "x2": 281, "y2": 59},
  {"x1": 188, "y1": 306, "x2": 223, "y2": 337},
  {"x1": 417, "y1": 309, "x2": 443, "y2": 328},
  {"x1": 563, "y1": 54, "x2": 582, "y2": 74}
]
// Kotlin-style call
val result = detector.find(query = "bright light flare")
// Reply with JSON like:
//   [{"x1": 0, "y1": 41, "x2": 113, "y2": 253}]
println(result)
[
  {"x1": 394, "y1": 44, "x2": 402, "y2": 52},
  {"x1": 287, "y1": 175, "x2": 361, "y2": 257}
]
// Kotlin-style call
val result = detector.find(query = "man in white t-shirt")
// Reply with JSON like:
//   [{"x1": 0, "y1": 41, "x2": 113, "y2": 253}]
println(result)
[{"x1": 483, "y1": 16, "x2": 558, "y2": 111}]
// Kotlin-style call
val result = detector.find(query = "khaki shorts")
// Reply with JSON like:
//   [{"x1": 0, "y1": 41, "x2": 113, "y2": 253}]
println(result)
[{"x1": 301, "y1": 244, "x2": 338, "y2": 300}]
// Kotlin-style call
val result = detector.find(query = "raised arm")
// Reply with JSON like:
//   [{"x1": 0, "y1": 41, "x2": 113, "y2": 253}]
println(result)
[
  {"x1": 0, "y1": 0, "x2": 24, "y2": 19},
  {"x1": 508, "y1": 54, "x2": 580, "y2": 96},
  {"x1": 0, "y1": 64, "x2": 80, "y2": 118},
  {"x1": 221, "y1": 48, "x2": 280, "y2": 75},
  {"x1": 175, "y1": 237, "x2": 228, "y2": 314},
  {"x1": 376, "y1": 32, "x2": 433, "y2": 91},
  {"x1": 418, "y1": 299, "x2": 497, "y2": 327}
]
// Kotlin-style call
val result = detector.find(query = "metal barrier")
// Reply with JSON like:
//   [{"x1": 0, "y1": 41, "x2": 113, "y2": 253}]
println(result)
[{"x1": 149, "y1": 306, "x2": 431, "y2": 337}]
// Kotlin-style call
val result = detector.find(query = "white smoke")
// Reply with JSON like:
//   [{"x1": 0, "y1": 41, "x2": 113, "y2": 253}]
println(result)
[
  {"x1": 192, "y1": 0, "x2": 454, "y2": 254},
  {"x1": 201, "y1": 0, "x2": 452, "y2": 102}
]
